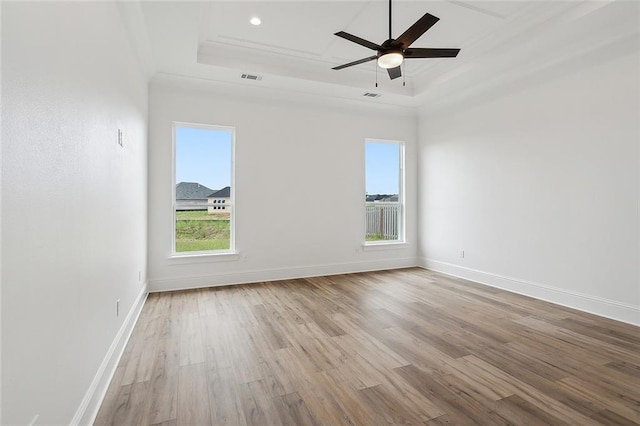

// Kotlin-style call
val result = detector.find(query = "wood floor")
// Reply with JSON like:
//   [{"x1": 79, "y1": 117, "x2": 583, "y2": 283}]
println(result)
[{"x1": 94, "y1": 268, "x2": 640, "y2": 425}]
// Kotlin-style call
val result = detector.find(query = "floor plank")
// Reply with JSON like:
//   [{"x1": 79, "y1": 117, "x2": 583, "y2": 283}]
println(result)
[{"x1": 177, "y1": 363, "x2": 211, "y2": 426}]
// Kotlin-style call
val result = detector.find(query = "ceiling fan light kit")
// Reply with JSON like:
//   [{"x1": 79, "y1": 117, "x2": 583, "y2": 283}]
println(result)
[
  {"x1": 332, "y1": 0, "x2": 460, "y2": 81},
  {"x1": 377, "y1": 51, "x2": 403, "y2": 69}
]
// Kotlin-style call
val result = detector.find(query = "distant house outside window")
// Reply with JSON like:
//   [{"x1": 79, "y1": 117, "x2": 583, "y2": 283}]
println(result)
[
  {"x1": 365, "y1": 139, "x2": 404, "y2": 243},
  {"x1": 173, "y1": 123, "x2": 235, "y2": 254}
]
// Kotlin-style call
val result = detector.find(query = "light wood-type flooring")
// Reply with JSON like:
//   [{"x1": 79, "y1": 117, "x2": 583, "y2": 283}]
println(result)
[{"x1": 95, "y1": 268, "x2": 640, "y2": 425}]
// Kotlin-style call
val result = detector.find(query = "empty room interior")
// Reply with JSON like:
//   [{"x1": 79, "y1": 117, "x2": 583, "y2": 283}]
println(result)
[{"x1": 1, "y1": 1, "x2": 639, "y2": 425}]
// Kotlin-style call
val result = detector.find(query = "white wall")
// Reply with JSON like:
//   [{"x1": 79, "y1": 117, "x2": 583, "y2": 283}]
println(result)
[
  {"x1": 0, "y1": 3, "x2": 3, "y2": 423},
  {"x1": 1, "y1": 3, "x2": 148, "y2": 424},
  {"x1": 148, "y1": 77, "x2": 418, "y2": 291},
  {"x1": 418, "y1": 30, "x2": 640, "y2": 324}
]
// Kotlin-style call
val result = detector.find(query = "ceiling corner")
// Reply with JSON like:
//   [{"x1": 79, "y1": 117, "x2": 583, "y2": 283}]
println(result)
[{"x1": 116, "y1": 1, "x2": 156, "y2": 80}]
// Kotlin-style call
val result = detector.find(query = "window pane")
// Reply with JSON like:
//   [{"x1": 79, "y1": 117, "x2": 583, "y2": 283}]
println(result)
[
  {"x1": 365, "y1": 141, "x2": 402, "y2": 242},
  {"x1": 174, "y1": 209, "x2": 230, "y2": 251},
  {"x1": 365, "y1": 142, "x2": 399, "y2": 196},
  {"x1": 174, "y1": 125, "x2": 233, "y2": 253}
]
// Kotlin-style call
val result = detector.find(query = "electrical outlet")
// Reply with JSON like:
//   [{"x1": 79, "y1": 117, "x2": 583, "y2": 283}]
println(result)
[
  {"x1": 116, "y1": 299, "x2": 120, "y2": 317},
  {"x1": 460, "y1": 250, "x2": 465, "y2": 258},
  {"x1": 138, "y1": 271, "x2": 141, "y2": 282},
  {"x1": 117, "y1": 129, "x2": 123, "y2": 147}
]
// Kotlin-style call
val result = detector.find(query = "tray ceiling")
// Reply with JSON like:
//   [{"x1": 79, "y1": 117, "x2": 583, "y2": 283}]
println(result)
[{"x1": 130, "y1": 1, "x2": 638, "y2": 109}]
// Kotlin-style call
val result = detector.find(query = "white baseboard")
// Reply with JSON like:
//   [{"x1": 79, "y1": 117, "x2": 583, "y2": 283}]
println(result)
[
  {"x1": 70, "y1": 283, "x2": 149, "y2": 426},
  {"x1": 420, "y1": 258, "x2": 639, "y2": 326},
  {"x1": 149, "y1": 257, "x2": 418, "y2": 292}
]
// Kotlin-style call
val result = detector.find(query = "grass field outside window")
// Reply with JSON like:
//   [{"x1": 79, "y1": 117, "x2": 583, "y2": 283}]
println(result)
[{"x1": 175, "y1": 210, "x2": 230, "y2": 252}]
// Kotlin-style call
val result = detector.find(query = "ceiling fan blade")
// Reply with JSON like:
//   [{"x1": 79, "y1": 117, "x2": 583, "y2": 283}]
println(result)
[
  {"x1": 387, "y1": 66, "x2": 402, "y2": 80},
  {"x1": 332, "y1": 55, "x2": 377, "y2": 70},
  {"x1": 394, "y1": 13, "x2": 439, "y2": 49},
  {"x1": 334, "y1": 31, "x2": 382, "y2": 50},
  {"x1": 404, "y1": 48, "x2": 460, "y2": 58}
]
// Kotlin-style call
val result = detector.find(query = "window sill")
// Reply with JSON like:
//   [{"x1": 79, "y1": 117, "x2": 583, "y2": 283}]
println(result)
[
  {"x1": 362, "y1": 241, "x2": 408, "y2": 251},
  {"x1": 168, "y1": 251, "x2": 240, "y2": 264}
]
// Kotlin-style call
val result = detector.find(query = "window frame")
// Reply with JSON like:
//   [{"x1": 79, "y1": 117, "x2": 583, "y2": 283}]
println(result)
[
  {"x1": 171, "y1": 121, "x2": 236, "y2": 258},
  {"x1": 364, "y1": 138, "x2": 405, "y2": 246}
]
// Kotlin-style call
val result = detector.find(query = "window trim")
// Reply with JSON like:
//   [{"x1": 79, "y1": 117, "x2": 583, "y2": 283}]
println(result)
[
  {"x1": 171, "y1": 121, "x2": 236, "y2": 257},
  {"x1": 364, "y1": 138, "x2": 405, "y2": 246}
]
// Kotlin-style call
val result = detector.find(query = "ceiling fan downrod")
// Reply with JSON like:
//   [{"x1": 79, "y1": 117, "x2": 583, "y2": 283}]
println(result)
[{"x1": 388, "y1": 0, "x2": 392, "y2": 41}]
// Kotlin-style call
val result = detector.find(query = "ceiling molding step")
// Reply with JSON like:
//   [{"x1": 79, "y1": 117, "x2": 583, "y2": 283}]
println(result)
[
  {"x1": 214, "y1": 34, "x2": 326, "y2": 58},
  {"x1": 444, "y1": 0, "x2": 508, "y2": 20},
  {"x1": 151, "y1": 72, "x2": 419, "y2": 119},
  {"x1": 196, "y1": 41, "x2": 416, "y2": 99},
  {"x1": 320, "y1": 1, "x2": 371, "y2": 57}
]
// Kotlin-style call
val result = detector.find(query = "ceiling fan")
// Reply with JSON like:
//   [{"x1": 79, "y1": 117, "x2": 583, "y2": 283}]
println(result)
[{"x1": 332, "y1": 0, "x2": 460, "y2": 80}]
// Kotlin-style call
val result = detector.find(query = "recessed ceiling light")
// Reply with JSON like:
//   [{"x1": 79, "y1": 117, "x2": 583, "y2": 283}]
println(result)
[{"x1": 250, "y1": 17, "x2": 261, "y2": 26}]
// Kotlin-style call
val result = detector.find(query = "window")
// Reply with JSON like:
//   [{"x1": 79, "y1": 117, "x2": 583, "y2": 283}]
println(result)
[
  {"x1": 365, "y1": 139, "x2": 404, "y2": 243},
  {"x1": 173, "y1": 123, "x2": 235, "y2": 254}
]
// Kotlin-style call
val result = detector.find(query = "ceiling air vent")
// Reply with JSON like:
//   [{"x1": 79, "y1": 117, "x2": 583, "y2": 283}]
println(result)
[
  {"x1": 241, "y1": 73, "x2": 263, "y2": 81},
  {"x1": 363, "y1": 92, "x2": 381, "y2": 98}
]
